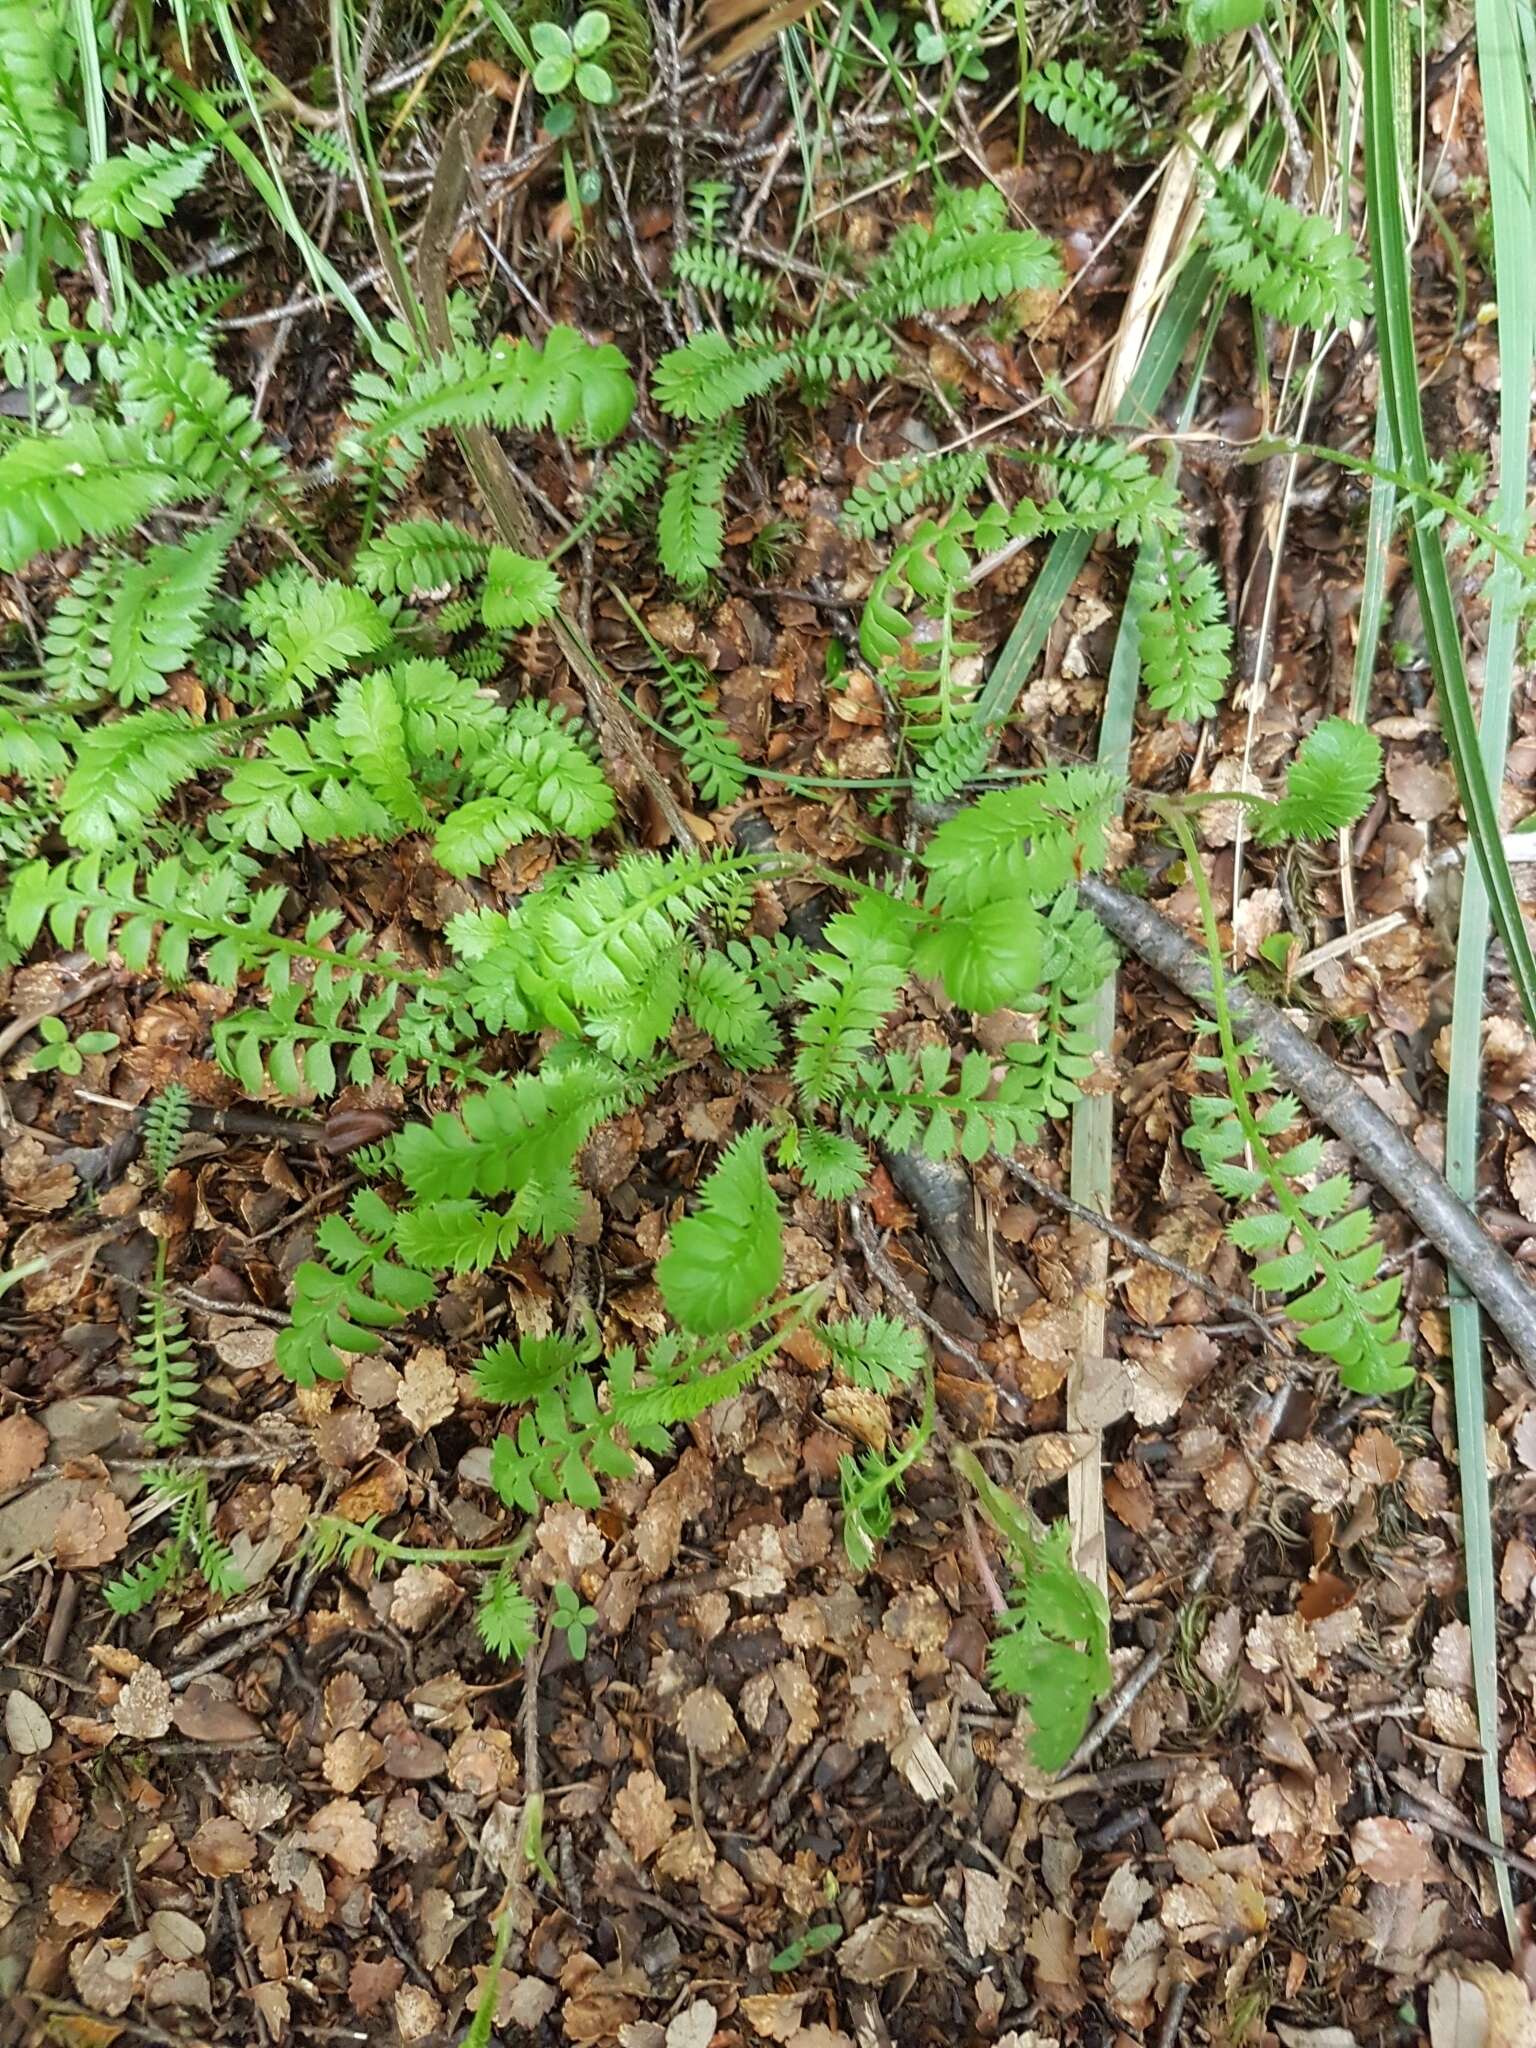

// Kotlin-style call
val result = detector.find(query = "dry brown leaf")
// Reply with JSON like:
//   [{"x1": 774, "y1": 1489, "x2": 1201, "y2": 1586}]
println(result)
[
  {"x1": 323, "y1": 1728, "x2": 384, "y2": 1794},
  {"x1": 1350, "y1": 1427, "x2": 1404, "y2": 1487},
  {"x1": 740, "y1": 1992, "x2": 808, "y2": 2043},
  {"x1": 666, "y1": 2001, "x2": 718, "y2": 2048},
  {"x1": 1428, "y1": 1963, "x2": 1536, "y2": 2048},
  {"x1": 70, "y1": 1934, "x2": 155, "y2": 2017},
  {"x1": 678, "y1": 1683, "x2": 746, "y2": 1766},
  {"x1": 147, "y1": 1910, "x2": 205, "y2": 1962},
  {"x1": 2, "y1": 1135, "x2": 79, "y2": 1212},
  {"x1": 302, "y1": 1796, "x2": 378, "y2": 1874},
  {"x1": 111, "y1": 1665, "x2": 172, "y2": 1741},
  {"x1": 1122, "y1": 1328, "x2": 1217, "y2": 1427},
  {"x1": 172, "y1": 1682, "x2": 263, "y2": 1744},
  {"x1": 963, "y1": 1867, "x2": 1011, "y2": 1958},
  {"x1": 5, "y1": 1688, "x2": 53, "y2": 1756},
  {"x1": 1350, "y1": 1816, "x2": 1441, "y2": 1885},
  {"x1": 390, "y1": 1563, "x2": 457, "y2": 1634},
  {"x1": 612, "y1": 1768, "x2": 676, "y2": 1863},
  {"x1": 837, "y1": 1905, "x2": 947, "y2": 1983},
  {"x1": 52, "y1": 1488, "x2": 131, "y2": 1570},
  {"x1": 349, "y1": 1956, "x2": 406, "y2": 2015},
  {"x1": 187, "y1": 1816, "x2": 256, "y2": 1877},
  {"x1": 1272, "y1": 1441, "x2": 1351, "y2": 1510},
  {"x1": 0, "y1": 1413, "x2": 49, "y2": 1489},
  {"x1": 396, "y1": 1347, "x2": 458, "y2": 1432}
]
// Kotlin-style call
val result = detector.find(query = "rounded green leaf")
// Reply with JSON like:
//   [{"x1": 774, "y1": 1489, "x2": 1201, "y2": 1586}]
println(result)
[
  {"x1": 572, "y1": 9, "x2": 610, "y2": 52},
  {"x1": 532, "y1": 52, "x2": 573, "y2": 93},
  {"x1": 575, "y1": 61, "x2": 615, "y2": 103},
  {"x1": 541, "y1": 98, "x2": 577, "y2": 136},
  {"x1": 528, "y1": 20, "x2": 570, "y2": 57}
]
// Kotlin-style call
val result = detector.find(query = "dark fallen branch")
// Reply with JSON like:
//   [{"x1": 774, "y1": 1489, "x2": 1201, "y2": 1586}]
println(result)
[{"x1": 1081, "y1": 875, "x2": 1536, "y2": 1382}]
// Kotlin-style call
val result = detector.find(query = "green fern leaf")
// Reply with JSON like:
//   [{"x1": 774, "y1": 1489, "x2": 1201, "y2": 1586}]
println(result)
[
  {"x1": 792, "y1": 895, "x2": 916, "y2": 1105},
  {"x1": 141, "y1": 1084, "x2": 193, "y2": 1185},
  {"x1": 1249, "y1": 717, "x2": 1382, "y2": 844},
  {"x1": 651, "y1": 654, "x2": 748, "y2": 803},
  {"x1": 332, "y1": 672, "x2": 427, "y2": 827},
  {"x1": 216, "y1": 723, "x2": 402, "y2": 851},
  {"x1": 822, "y1": 1314, "x2": 926, "y2": 1393},
  {"x1": 477, "y1": 1568, "x2": 537, "y2": 1659},
  {"x1": 115, "y1": 339, "x2": 288, "y2": 506},
  {"x1": 1138, "y1": 537, "x2": 1232, "y2": 723},
  {"x1": 778, "y1": 1124, "x2": 870, "y2": 1198},
  {"x1": 657, "y1": 1128, "x2": 783, "y2": 1337},
  {"x1": 1021, "y1": 59, "x2": 1139, "y2": 152},
  {"x1": 130, "y1": 1286, "x2": 198, "y2": 1450},
  {"x1": 841, "y1": 447, "x2": 988, "y2": 539},
  {"x1": 652, "y1": 333, "x2": 790, "y2": 422},
  {"x1": 0, "y1": 420, "x2": 188, "y2": 572},
  {"x1": 354, "y1": 519, "x2": 489, "y2": 594},
  {"x1": 103, "y1": 1539, "x2": 184, "y2": 1618},
  {"x1": 672, "y1": 242, "x2": 777, "y2": 314},
  {"x1": 1204, "y1": 166, "x2": 1370, "y2": 329},
  {"x1": 276, "y1": 1191, "x2": 436, "y2": 1386},
  {"x1": 250, "y1": 580, "x2": 393, "y2": 708},
  {"x1": 61, "y1": 710, "x2": 223, "y2": 851},
  {"x1": 76, "y1": 141, "x2": 211, "y2": 236},
  {"x1": 920, "y1": 767, "x2": 1118, "y2": 914},
  {"x1": 681, "y1": 950, "x2": 779, "y2": 1068},
  {"x1": 658, "y1": 418, "x2": 745, "y2": 588},
  {"x1": 482, "y1": 548, "x2": 562, "y2": 628}
]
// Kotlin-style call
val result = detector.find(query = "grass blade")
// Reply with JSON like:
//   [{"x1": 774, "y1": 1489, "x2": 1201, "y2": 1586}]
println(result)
[
  {"x1": 1440, "y1": 0, "x2": 1536, "y2": 1949},
  {"x1": 1363, "y1": 0, "x2": 1536, "y2": 1036}
]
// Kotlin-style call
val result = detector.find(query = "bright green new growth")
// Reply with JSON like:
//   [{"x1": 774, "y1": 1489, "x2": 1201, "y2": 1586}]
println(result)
[
  {"x1": 1203, "y1": 165, "x2": 1371, "y2": 330},
  {"x1": 658, "y1": 1129, "x2": 784, "y2": 1337},
  {"x1": 1138, "y1": 537, "x2": 1232, "y2": 723},
  {"x1": 1021, "y1": 59, "x2": 1141, "y2": 153}
]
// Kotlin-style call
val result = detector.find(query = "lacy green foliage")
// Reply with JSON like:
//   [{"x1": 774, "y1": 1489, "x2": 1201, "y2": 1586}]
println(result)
[
  {"x1": 354, "y1": 519, "x2": 489, "y2": 595},
  {"x1": 652, "y1": 332, "x2": 791, "y2": 423},
  {"x1": 44, "y1": 526, "x2": 231, "y2": 706},
  {"x1": 658, "y1": 418, "x2": 745, "y2": 588},
  {"x1": 103, "y1": 1469, "x2": 243, "y2": 1616},
  {"x1": 921, "y1": 767, "x2": 1118, "y2": 913},
  {"x1": 859, "y1": 517, "x2": 982, "y2": 757},
  {"x1": 561, "y1": 441, "x2": 663, "y2": 551},
  {"x1": 1248, "y1": 717, "x2": 1383, "y2": 845},
  {"x1": 841, "y1": 447, "x2": 988, "y2": 539},
  {"x1": 1204, "y1": 166, "x2": 1371, "y2": 329},
  {"x1": 131, "y1": 1260, "x2": 197, "y2": 1450},
  {"x1": 1000, "y1": 893, "x2": 1118, "y2": 1121},
  {"x1": 775, "y1": 1122, "x2": 869, "y2": 1198},
  {"x1": 822, "y1": 1314, "x2": 926, "y2": 1393},
  {"x1": 249, "y1": 578, "x2": 394, "y2": 708},
  {"x1": 61, "y1": 710, "x2": 224, "y2": 851},
  {"x1": 1138, "y1": 536, "x2": 1232, "y2": 723},
  {"x1": 481, "y1": 547, "x2": 562, "y2": 628},
  {"x1": 1021, "y1": 58, "x2": 1140, "y2": 153},
  {"x1": 0, "y1": 0, "x2": 74, "y2": 226},
  {"x1": 477, "y1": 1569, "x2": 538, "y2": 1659},
  {"x1": 344, "y1": 309, "x2": 636, "y2": 491},
  {"x1": 389, "y1": 1065, "x2": 607, "y2": 1270},
  {"x1": 651, "y1": 653, "x2": 748, "y2": 804},
  {"x1": 841, "y1": 1044, "x2": 1051, "y2": 1159},
  {"x1": 1184, "y1": 1051, "x2": 1411, "y2": 1391},
  {"x1": 672, "y1": 242, "x2": 777, "y2": 315},
  {"x1": 657, "y1": 1129, "x2": 783, "y2": 1336},
  {"x1": 856, "y1": 185, "x2": 1062, "y2": 322},
  {"x1": 680, "y1": 950, "x2": 780, "y2": 1069},
  {"x1": 114, "y1": 339, "x2": 289, "y2": 506},
  {"x1": 276, "y1": 1190, "x2": 437, "y2": 1386},
  {"x1": 141, "y1": 1084, "x2": 193, "y2": 1186},
  {"x1": 75, "y1": 141, "x2": 211, "y2": 236},
  {"x1": 791, "y1": 895, "x2": 916, "y2": 1105},
  {"x1": 840, "y1": 1376, "x2": 935, "y2": 1570},
  {"x1": 0, "y1": 419, "x2": 190, "y2": 572},
  {"x1": 485, "y1": 1316, "x2": 795, "y2": 1513},
  {"x1": 1008, "y1": 438, "x2": 1181, "y2": 546},
  {"x1": 987, "y1": 1518, "x2": 1112, "y2": 1768}
]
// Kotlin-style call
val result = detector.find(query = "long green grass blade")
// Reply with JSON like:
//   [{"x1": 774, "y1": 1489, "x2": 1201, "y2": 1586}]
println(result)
[
  {"x1": 1441, "y1": 0, "x2": 1535, "y2": 1950},
  {"x1": 1363, "y1": 0, "x2": 1536, "y2": 1035},
  {"x1": 1348, "y1": 395, "x2": 1397, "y2": 722},
  {"x1": 67, "y1": 0, "x2": 127, "y2": 317}
]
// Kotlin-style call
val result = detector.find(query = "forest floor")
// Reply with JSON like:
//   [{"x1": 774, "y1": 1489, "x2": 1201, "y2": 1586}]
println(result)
[{"x1": 2, "y1": 2, "x2": 1535, "y2": 2045}]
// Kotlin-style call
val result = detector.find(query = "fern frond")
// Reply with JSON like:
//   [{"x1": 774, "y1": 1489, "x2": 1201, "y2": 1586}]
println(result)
[
  {"x1": 525, "y1": 850, "x2": 741, "y2": 1012},
  {"x1": 651, "y1": 655, "x2": 748, "y2": 803},
  {"x1": 276, "y1": 1189, "x2": 436, "y2": 1386},
  {"x1": 354, "y1": 519, "x2": 489, "y2": 595},
  {"x1": 103, "y1": 1538, "x2": 184, "y2": 1618},
  {"x1": 839, "y1": 1379, "x2": 934, "y2": 1570},
  {"x1": 249, "y1": 579, "x2": 393, "y2": 708},
  {"x1": 656, "y1": 1128, "x2": 783, "y2": 1337},
  {"x1": 1012, "y1": 438, "x2": 1181, "y2": 546},
  {"x1": 76, "y1": 141, "x2": 212, "y2": 236},
  {"x1": 672, "y1": 243, "x2": 777, "y2": 315},
  {"x1": 216, "y1": 723, "x2": 403, "y2": 852},
  {"x1": 792, "y1": 895, "x2": 916, "y2": 1105},
  {"x1": 115, "y1": 339, "x2": 288, "y2": 506},
  {"x1": 141, "y1": 1084, "x2": 193, "y2": 1184},
  {"x1": 1203, "y1": 166, "x2": 1370, "y2": 329},
  {"x1": 61, "y1": 710, "x2": 223, "y2": 851},
  {"x1": 987, "y1": 1518, "x2": 1112, "y2": 1768},
  {"x1": 859, "y1": 192, "x2": 1062, "y2": 320},
  {"x1": 0, "y1": 0, "x2": 73, "y2": 219},
  {"x1": 1021, "y1": 59, "x2": 1140, "y2": 152},
  {"x1": 920, "y1": 765, "x2": 1118, "y2": 914},
  {"x1": 476, "y1": 700, "x2": 617, "y2": 838},
  {"x1": 130, "y1": 1277, "x2": 198, "y2": 1450},
  {"x1": 680, "y1": 950, "x2": 780, "y2": 1069},
  {"x1": 476, "y1": 1569, "x2": 537, "y2": 1659},
  {"x1": 658, "y1": 418, "x2": 745, "y2": 589},
  {"x1": 652, "y1": 333, "x2": 790, "y2": 422},
  {"x1": 841, "y1": 447, "x2": 988, "y2": 539},
  {"x1": 0, "y1": 419, "x2": 189, "y2": 573},
  {"x1": 792, "y1": 326, "x2": 895, "y2": 387},
  {"x1": 481, "y1": 548, "x2": 562, "y2": 628},
  {"x1": 1248, "y1": 717, "x2": 1383, "y2": 845},
  {"x1": 561, "y1": 441, "x2": 663, "y2": 550},
  {"x1": 1138, "y1": 535, "x2": 1232, "y2": 723},
  {"x1": 386, "y1": 658, "x2": 505, "y2": 768},
  {"x1": 842, "y1": 1042, "x2": 1052, "y2": 1158},
  {"x1": 777, "y1": 1122, "x2": 870, "y2": 1198},
  {"x1": 822, "y1": 1314, "x2": 926, "y2": 1393}
]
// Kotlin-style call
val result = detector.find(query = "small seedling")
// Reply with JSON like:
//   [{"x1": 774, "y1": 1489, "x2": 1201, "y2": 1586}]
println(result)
[
  {"x1": 529, "y1": 11, "x2": 616, "y2": 105},
  {"x1": 551, "y1": 1581, "x2": 598, "y2": 1659},
  {"x1": 27, "y1": 1015, "x2": 120, "y2": 1075},
  {"x1": 770, "y1": 1922, "x2": 843, "y2": 1972}
]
